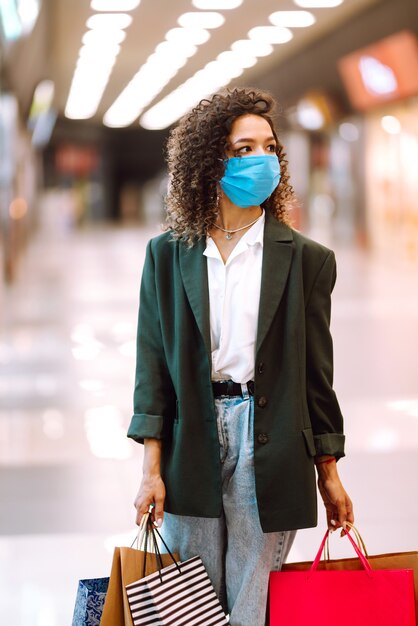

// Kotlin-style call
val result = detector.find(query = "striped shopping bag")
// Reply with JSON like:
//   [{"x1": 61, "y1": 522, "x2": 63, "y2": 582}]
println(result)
[{"x1": 125, "y1": 521, "x2": 229, "y2": 625}]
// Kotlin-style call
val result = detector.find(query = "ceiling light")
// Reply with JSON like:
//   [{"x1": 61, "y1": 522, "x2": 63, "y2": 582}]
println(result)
[
  {"x1": 104, "y1": 7, "x2": 223, "y2": 129},
  {"x1": 104, "y1": 106, "x2": 142, "y2": 128},
  {"x1": 66, "y1": 100, "x2": 104, "y2": 121},
  {"x1": 79, "y1": 43, "x2": 121, "y2": 60},
  {"x1": 248, "y1": 26, "x2": 293, "y2": 44},
  {"x1": 165, "y1": 27, "x2": 210, "y2": 45},
  {"x1": 103, "y1": 14, "x2": 208, "y2": 128},
  {"x1": 76, "y1": 55, "x2": 117, "y2": 73},
  {"x1": 155, "y1": 40, "x2": 197, "y2": 60},
  {"x1": 141, "y1": 84, "x2": 199, "y2": 130},
  {"x1": 65, "y1": 0, "x2": 133, "y2": 119},
  {"x1": 294, "y1": 0, "x2": 343, "y2": 6},
  {"x1": 203, "y1": 61, "x2": 243, "y2": 80},
  {"x1": 192, "y1": 0, "x2": 242, "y2": 7},
  {"x1": 86, "y1": 13, "x2": 133, "y2": 30},
  {"x1": 103, "y1": 61, "x2": 178, "y2": 128},
  {"x1": 178, "y1": 11, "x2": 225, "y2": 29},
  {"x1": 231, "y1": 39, "x2": 273, "y2": 57},
  {"x1": 381, "y1": 115, "x2": 401, "y2": 135},
  {"x1": 141, "y1": 13, "x2": 305, "y2": 132},
  {"x1": 90, "y1": 0, "x2": 141, "y2": 10},
  {"x1": 217, "y1": 50, "x2": 257, "y2": 69},
  {"x1": 65, "y1": 58, "x2": 116, "y2": 119},
  {"x1": 142, "y1": 57, "x2": 180, "y2": 78},
  {"x1": 140, "y1": 59, "x2": 243, "y2": 131},
  {"x1": 147, "y1": 52, "x2": 188, "y2": 72},
  {"x1": 269, "y1": 10, "x2": 315, "y2": 27},
  {"x1": 82, "y1": 29, "x2": 126, "y2": 45},
  {"x1": 140, "y1": 94, "x2": 192, "y2": 130}
]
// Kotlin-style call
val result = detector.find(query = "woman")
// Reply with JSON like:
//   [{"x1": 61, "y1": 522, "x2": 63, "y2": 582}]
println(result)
[{"x1": 128, "y1": 88, "x2": 354, "y2": 625}]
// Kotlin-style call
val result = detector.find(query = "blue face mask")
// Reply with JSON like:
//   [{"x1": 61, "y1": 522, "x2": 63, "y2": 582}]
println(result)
[{"x1": 220, "y1": 154, "x2": 281, "y2": 208}]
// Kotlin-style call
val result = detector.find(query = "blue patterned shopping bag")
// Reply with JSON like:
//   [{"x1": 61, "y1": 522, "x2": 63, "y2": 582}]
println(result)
[{"x1": 71, "y1": 577, "x2": 109, "y2": 626}]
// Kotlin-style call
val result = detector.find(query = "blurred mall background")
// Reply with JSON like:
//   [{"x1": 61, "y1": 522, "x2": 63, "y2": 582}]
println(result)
[{"x1": 1, "y1": 0, "x2": 418, "y2": 624}]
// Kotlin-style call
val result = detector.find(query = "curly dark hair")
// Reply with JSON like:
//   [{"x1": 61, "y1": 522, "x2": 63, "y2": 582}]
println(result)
[{"x1": 165, "y1": 87, "x2": 295, "y2": 245}]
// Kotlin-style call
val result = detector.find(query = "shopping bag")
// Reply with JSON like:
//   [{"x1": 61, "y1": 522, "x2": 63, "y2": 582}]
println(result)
[
  {"x1": 125, "y1": 520, "x2": 229, "y2": 625},
  {"x1": 270, "y1": 526, "x2": 416, "y2": 626},
  {"x1": 280, "y1": 524, "x2": 418, "y2": 625},
  {"x1": 100, "y1": 518, "x2": 180, "y2": 626},
  {"x1": 71, "y1": 577, "x2": 109, "y2": 626}
]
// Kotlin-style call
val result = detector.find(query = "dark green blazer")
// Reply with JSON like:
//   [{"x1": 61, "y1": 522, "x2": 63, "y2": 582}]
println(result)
[{"x1": 128, "y1": 211, "x2": 345, "y2": 532}]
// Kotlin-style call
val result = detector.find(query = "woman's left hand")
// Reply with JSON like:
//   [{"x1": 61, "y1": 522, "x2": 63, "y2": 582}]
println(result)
[{"x1": 316, "y1": 458, "x2": 354, "y2": 532}]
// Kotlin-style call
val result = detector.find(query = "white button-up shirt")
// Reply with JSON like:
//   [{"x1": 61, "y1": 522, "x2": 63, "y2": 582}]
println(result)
[{"x1": 203, "y1": 212, "x2": 265, "y2": 384}]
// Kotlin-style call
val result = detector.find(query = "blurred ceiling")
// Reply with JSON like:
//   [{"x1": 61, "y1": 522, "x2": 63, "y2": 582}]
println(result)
[{"x1": 45, "y1": 0, "x2": 383, "y2": 128}]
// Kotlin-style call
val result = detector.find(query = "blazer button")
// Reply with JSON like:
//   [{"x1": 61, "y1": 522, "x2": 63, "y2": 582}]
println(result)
[
  {"x1": 257, "y1": 433, "x2": 269, "y2": 445},
  {"x1": 257, "y1": 396, "x2": 267, "y2": 408},
  {"x1": 258, "y1": 362, "x2": 265, "y2": 374}
]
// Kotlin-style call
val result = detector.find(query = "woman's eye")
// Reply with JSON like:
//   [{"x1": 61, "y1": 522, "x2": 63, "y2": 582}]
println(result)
[
  {"x1": 267, "y1": 144, "x2": 277, "y2": 152},
  {"x1": 235, "y1": 146, "x2": 251, "y2": 155}
]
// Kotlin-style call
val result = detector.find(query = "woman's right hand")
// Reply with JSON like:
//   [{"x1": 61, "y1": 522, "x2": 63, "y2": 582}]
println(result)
[{"x1": 134, "y1": 473, "x2": 166, "y2": 527}]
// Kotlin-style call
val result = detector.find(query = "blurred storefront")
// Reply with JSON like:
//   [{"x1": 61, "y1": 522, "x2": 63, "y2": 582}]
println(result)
[
  {"x1": 339, "y1": 30, "x2": 418, "y2": 263},
  {"x1": 365, "y1": 100, "x2": 418, "y2": 264},
  {"x1": 46, "y1": 142, "x2": 105, "y2": 226},
  {"x1": 283, "y1": 93, "x2": 366, "y2": 247},
  {"x1": 0, "y1": 92, "x2": 38, "y2": 286},
  {"x1": 0, "y1": 0, "x2": 47, "y2": 286},
  {"x1": 282, "y1": 27, "x2": 418, "y2": 256}
]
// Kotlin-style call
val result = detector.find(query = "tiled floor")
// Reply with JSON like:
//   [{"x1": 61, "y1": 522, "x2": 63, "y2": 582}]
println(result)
[{"x1": 0, "y1": 220, "x2": 417, "y2": 625}]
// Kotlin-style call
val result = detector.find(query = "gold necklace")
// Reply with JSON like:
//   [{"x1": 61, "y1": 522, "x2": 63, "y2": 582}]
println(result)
[{"x1": 211, "y1": 211, "x2": 263, "y2": 240}]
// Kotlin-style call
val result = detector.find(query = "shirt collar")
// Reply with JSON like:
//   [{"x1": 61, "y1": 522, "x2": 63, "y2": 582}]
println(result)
[
  {"x1": 244, "y1": 210, "x2": 265, "y2": 247},
  {"x1": 204, "y1": 210, "x2": 265, "y2": 259}
]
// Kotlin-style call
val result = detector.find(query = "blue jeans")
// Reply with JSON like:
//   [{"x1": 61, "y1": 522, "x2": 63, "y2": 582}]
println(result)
[{"x1": 163, "y1": 386, "x2": 296, "y2": 626}]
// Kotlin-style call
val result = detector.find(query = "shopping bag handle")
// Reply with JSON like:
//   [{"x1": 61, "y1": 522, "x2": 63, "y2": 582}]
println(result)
[
  {"x1": 311, "y1": 528, "x2": 373, "y2": 575},
  {"x1": 143, "y1": 516, "x2": 182, "y2": 582},
  {"x1": 130, "y1": 506, "x2": 182, "y2": 582},
  {"x1": 344, "y1": 521, "x2": 369, "y2": 557},
  {"x1": 325, "y1": 521, "x2": 369, "y2": 560},
  {"x1": 131, "y1": 510, "x2": 152, "y2": 551},
  {"x1": 145, "y1": 519, "x2": 165, "y2": 582}
]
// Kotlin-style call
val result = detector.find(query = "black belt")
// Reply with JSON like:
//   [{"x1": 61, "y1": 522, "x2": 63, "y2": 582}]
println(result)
[{"x1": 212, "y1": 380, "x2": 254, "y2": 397}]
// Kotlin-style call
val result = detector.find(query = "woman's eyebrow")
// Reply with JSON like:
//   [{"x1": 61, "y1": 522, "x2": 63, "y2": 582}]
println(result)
[{"x1": 232, "y1": 135, "x2": 276, "y2": 144}]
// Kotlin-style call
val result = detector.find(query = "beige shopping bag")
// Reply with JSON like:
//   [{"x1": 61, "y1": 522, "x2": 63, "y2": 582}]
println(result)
[{"x1": 100, "y1": 517, "x2": 179, "y2": 626}]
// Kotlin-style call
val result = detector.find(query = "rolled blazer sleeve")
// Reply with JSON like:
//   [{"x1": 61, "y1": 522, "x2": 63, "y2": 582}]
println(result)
[
  {"x1": 305, "y1": 250, "x2": 345, "y2": 459},
  {"x1": 127, "y1": 240, "x2": 175, "y2": 444}
]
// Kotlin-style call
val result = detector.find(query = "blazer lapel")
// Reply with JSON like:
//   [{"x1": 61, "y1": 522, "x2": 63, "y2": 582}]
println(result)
[
  {"x1": 179, "y1": 238, "x2": 211, "y2": 363},
  {"x1": 179, "y1": 214, "x2": 294, "y2": 365},
  {"x1": 256, "y1": 213, "x2": 294, "y2": 354}
]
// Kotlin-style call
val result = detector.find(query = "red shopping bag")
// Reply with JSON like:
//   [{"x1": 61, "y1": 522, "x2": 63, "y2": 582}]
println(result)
[{"x1": 269, "y1": 529, "x2": 416, "y2": 626}]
